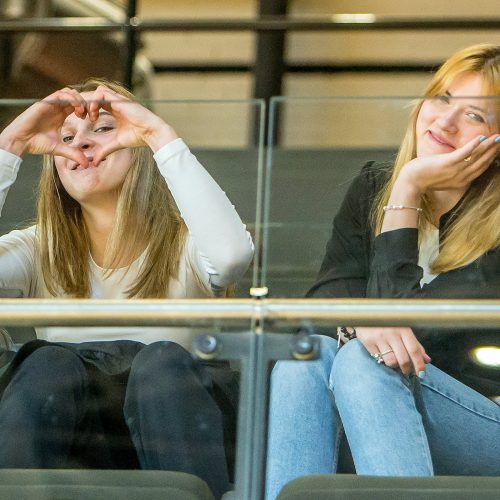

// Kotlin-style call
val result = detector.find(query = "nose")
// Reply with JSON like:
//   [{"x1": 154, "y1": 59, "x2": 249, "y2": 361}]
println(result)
[
  {"x1": 436, "y1": 106, "x2": 460, "y2": 133},
  {"x1": 70, "y1": 130, "x2": 95, "y2": 150}
]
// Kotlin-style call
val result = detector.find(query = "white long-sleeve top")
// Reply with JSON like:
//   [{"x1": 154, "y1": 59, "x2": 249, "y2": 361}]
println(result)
[{"x1": 0, "y1": 138, "x2": 254, "y2": 347}]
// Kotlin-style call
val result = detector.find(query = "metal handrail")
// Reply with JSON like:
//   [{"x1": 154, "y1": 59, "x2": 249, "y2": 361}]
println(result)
[
  {"x1": 0, "y1": 298, "x2": 498, "y2": 327},
  {"x1": 1, "y1": 16, "x2": 500, "y2": 33}
]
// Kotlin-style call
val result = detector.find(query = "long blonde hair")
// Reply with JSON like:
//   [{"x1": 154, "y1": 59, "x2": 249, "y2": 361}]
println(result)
[
  {"x1": 373, "y1": 44, "x2": 500, "y2": 273},
  {"x1": 37, "y1": 78, "x2": 188, "y2": 297}
]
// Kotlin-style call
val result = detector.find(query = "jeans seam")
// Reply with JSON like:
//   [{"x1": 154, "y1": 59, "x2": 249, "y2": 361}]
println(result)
[
  {"x1": 331, "y1": 424, "x2": 344, "y2": 472},
  {"x1": 420, "y1": 382, "x2": 500, "y2": 424}
]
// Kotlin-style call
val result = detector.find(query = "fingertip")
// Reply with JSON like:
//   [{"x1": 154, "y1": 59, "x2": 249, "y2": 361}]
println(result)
[
  {"x1": 93, "y1": 152, "x2": 104, "y2": 166},
  {"x1": 72, "y1": 151, "x2": 88, "y2": 167}
]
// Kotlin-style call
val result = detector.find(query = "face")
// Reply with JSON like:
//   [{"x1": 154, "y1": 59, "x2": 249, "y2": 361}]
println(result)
[
  {"x1": 54, "y1": 91, "x2": 132, "y2": 204},
  {"x1": 415, "y1": 72, "x2": 498, "y2": 158}
]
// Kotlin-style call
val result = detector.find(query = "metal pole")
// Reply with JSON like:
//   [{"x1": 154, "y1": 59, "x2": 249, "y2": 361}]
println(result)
[{"x1": 0, "y1": 299, "x2": 498, "y2": 327}]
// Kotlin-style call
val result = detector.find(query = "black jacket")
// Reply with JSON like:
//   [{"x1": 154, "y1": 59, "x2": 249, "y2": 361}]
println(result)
[{"x1": 307, "y1": 162, "x2": 500, "y2": 397}]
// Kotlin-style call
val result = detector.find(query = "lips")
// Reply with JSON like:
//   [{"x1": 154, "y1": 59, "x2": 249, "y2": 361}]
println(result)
[
  {"x1": 427, "y1": 130, "x2": 455, "y2": 149},
  {"x1": 69, "y1": 156, "x2": 105, "y2": 171}
]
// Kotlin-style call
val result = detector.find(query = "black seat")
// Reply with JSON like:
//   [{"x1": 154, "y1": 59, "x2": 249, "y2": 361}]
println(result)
[
  {"x1": 0, "y1": 469, "x2": 215, "y2": 500},
  {"x1": 277, "y1": 474, "x2": 500, "y2": 499}
]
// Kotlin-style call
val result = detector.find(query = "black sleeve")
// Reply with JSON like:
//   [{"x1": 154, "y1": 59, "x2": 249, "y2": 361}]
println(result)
[
  {"x1": 367, "y1": 228, "x2": 500, "y2": 300},
  {"x1": 306, "y1": 162, "x2": 388, "y2": 299},
  {"x1": 366, "y1": 228, "x2": 423, "y2": 298}
]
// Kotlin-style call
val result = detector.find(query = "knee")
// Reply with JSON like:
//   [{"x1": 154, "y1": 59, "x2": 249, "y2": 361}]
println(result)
[
  {"x1": 6, "y1": 346, "x2": 87, "y2": 399},
  {"x1": 129, "y1": 341, "x2": 193, "y2": 382},
  {"x1": 17, "y1": 346, "x2": 85, "y2": 382}
]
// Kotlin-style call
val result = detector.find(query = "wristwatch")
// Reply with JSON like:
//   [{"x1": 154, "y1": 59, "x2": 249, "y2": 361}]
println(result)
[{"x1": 337, "y1": 326, "x2": 357, "y2": 347}]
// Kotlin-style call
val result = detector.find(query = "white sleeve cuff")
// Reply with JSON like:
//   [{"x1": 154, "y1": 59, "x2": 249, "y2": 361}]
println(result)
[
  {"x1": 0, "y1": 149, "x2": 22, "y2": 178},
  {"x1": 153, "y1": 138, "x2": 188, "y2": 165}
]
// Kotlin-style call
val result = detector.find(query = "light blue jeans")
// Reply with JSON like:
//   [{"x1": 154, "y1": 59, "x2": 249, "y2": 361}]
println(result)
[{"x1": 265, "y1": 336, "x2": 500, "y2": 500}]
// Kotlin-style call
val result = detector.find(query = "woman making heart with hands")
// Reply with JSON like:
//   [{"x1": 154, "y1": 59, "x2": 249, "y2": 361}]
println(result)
[
  {"x1": 266, "y1": 44, "x2": 500, "y2": 500},
  {"x1": 0, "y1": 79, "x2": 253, "y2": 500}
]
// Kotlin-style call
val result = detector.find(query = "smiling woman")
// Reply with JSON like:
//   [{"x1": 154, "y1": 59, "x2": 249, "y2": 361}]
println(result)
[
  {"x1": 0, "y1": 78, "x2": 253, "y2": 499},
  {"x1": 265, "y1": 43, "x2": 500, "y2": 500}
]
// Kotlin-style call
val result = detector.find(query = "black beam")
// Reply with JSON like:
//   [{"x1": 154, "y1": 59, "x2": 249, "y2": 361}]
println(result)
[
  {"x1": 1, "y1": 17, "x2": 500, "y2": 33},
  {"x1": 153, "y1": 63, "x2": 251, "y2": 73},
  {"x1": 152, "y1": 62, "x2": 442, "y2": 74},
  {"x1": 123, "y1": 0, "x2": 138, "y2": 90},
  {"x1": 0, "y1": 35, "x2": 13, "y2": 84},
  {"x1": 254, "y1": 2, "x2": 288, "y2": 146},
  {"x1": 285, "y1": 62, "x2": 441, "y2": 73}
]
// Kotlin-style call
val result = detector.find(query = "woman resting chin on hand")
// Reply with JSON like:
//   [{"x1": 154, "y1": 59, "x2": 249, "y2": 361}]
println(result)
[
  {"x1": 266, "y1": 44, "x2": 500, "y2": 500},
  {"x1": 0, "y1": 78, "x2": 254, "y2": 500}
]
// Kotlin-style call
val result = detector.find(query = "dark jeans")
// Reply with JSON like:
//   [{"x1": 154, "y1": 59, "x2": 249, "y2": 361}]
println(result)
[{"x1": 0, "y1": 340, "x2": 238, "y2": 499}]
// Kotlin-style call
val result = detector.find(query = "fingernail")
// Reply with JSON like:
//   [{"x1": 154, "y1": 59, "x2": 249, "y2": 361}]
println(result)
[
  {"x1": 418, "y1": 371, "x2": 426, "y2": 379},
  {"x1": 495, "y1": 136, "x2": 500, "y2": 143},
  {"x1": 479, "y1": 135, "x2": 487, "y2": 142}
]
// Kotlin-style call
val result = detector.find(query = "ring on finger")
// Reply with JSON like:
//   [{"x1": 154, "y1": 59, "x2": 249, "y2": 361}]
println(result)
[
  {"x1": 371, "y1": 352, "x2": 384, "y2": 364},
  {"x1": 371, "y1": 349, "x2": 393, "y2": 364},
  {"x1": 464, "y1": 155, "x2": 472, "y2": 163}
]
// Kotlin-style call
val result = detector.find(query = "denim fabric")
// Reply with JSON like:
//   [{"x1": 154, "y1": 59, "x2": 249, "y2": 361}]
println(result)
[{"x1": 265, "y1": 336, "x2": 500, "y2": 500}]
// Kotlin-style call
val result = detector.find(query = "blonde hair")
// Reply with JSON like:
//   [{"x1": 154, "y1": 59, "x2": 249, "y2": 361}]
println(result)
[
  {"x1": 373, "y1": 44, "x2": 500, "y2": 273},
  {"x1": 37, "y1": 78, "x2": 188, "y2": 297}
]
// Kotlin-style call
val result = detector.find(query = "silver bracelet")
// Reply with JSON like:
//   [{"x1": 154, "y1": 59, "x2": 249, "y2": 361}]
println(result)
[{"x1": 383, "y1": 204, "x2": 423, "y2": 213}]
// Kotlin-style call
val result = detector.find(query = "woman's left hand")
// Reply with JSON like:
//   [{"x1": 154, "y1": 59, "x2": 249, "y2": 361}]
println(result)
[
  {"x1": 86, "y1": 85, "x2": 178, "y2": 165},
  {"x1": 355, "y1": 326, "x2": 431, "y2": 376}
]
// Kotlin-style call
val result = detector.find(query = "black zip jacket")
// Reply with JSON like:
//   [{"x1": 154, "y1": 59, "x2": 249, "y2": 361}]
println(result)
[{"x1": 307, "y1": 162, "x2": 500, "y2": 397}]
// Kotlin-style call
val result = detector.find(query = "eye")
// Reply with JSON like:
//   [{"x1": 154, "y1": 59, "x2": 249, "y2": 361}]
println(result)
[
  {"x1": 437, "y1": 95, "x2": 450, "y2": 104},
  {"x1": 94, "y1": 125, "x2": 114, "y2": 133},
  {"x1": 466, "y1": 112, "x2": 485, "y2": 123},
  {"x1": 62, "y1": 135, "x2": 74, "y2": 143}
]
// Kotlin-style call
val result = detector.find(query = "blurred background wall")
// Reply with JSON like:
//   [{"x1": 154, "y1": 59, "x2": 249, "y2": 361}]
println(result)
[{"x1": 1, "y1": 1, "x2": 499, "y2": 101}]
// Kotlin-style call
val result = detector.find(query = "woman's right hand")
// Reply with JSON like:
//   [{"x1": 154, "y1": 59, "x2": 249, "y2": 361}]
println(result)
[
  {"x1": 0, "y1": 88, "x2": 89, "y2": 166},
  {"x1": 355, "y1": 326, "x2": 431, "y2": 376}
]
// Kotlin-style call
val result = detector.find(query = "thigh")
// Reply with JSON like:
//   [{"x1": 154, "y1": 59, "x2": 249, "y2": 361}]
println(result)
[{"x1": 418, "y1": 365, "x2": 500, "y2": 476}]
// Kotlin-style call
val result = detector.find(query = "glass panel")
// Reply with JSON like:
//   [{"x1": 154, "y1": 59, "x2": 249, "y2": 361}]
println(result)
[
  {"x1": 263, "y1": 95, "x2": 499, "y2": 296},
  {"x1": 263, "y1": 96, "x2": 413, "y2": 296},
  {"x1": 0, "y1": 98, "x2": 264, "y2": 296},
  {"x1": 0, "y1": 96, "x2": 263, "y2": 499},
  {"x1": 264, "y1": 95, "x2": 500, "y2": 500}
]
